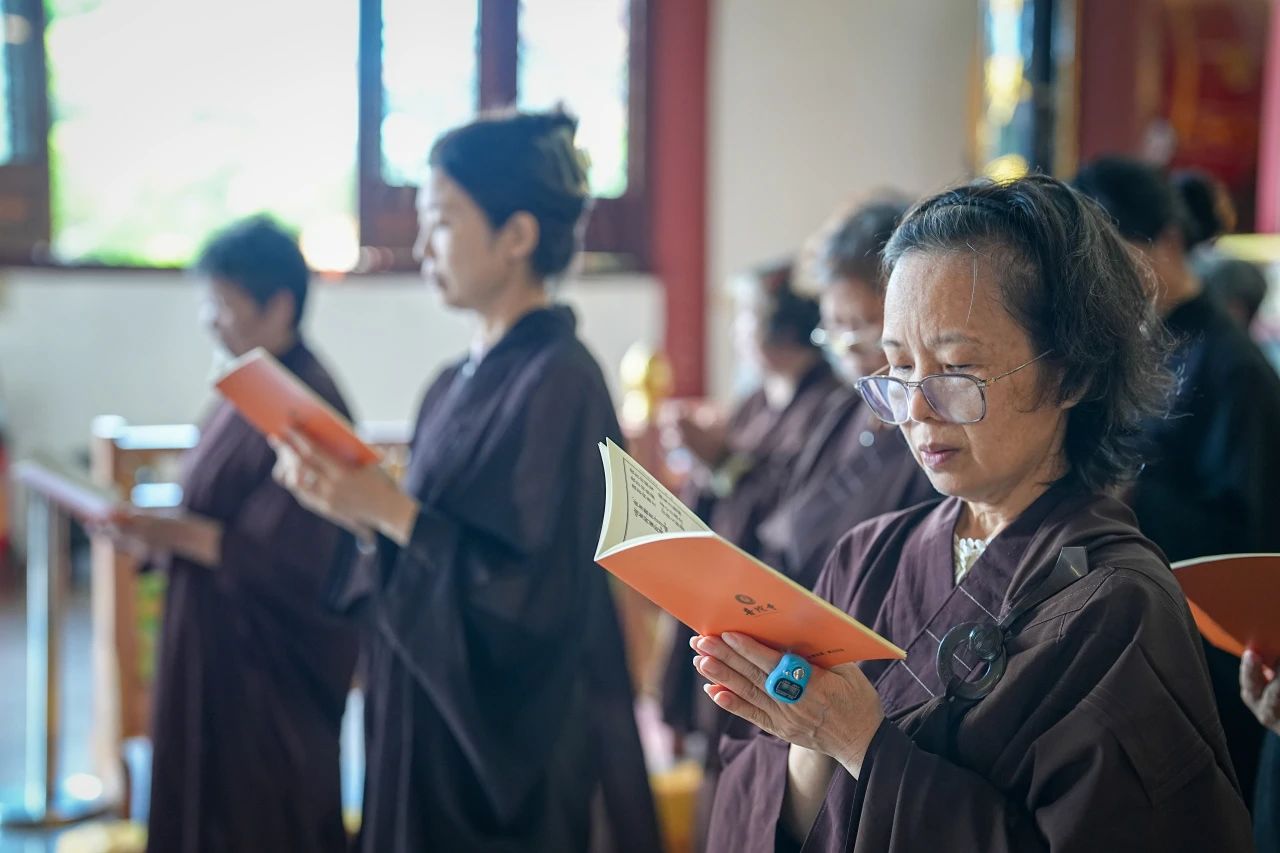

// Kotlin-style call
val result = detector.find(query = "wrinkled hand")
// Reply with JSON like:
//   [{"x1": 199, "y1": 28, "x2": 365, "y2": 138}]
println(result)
[
  {"x1": 1241, "y1": 649, "x2": 1280, "y2": 734},
  {"x1": 691, "y1": 632, "x2": 884, "y2": 777},
  {"x1": 271, "y1": 429, "x2": 414, "y2": 544}
]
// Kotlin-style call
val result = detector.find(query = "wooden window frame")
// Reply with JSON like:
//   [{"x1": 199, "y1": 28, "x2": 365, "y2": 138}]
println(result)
[
  {"x1": 357, "y1": 0, "x2": 651, "y2": 273},
  {"x1": 0, "y1": 0, "x2": 650, "y2": 273},
  {"x1": 0, "y1": 0, "x2": 51, "y2": 265}
]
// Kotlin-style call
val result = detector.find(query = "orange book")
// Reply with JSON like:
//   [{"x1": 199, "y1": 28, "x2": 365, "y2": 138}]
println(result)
[
  {"x1": 594, "y1": 439, "x2": 904, "y2": 666},
  {"x1": 1173, "y1": 553, "x2": 1280, "y2": 660},
  {"x1": 15, "y1": 456, "x2": 121, "y2": 523},
  {"x1": 214, "y1": 347, "x2": 379, "y2": 467}
]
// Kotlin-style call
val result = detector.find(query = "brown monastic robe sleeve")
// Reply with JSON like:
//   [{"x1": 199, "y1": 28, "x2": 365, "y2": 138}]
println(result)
[
  {"x1": 708, "y1": 497, "x2": 1253, "y2": 853},
  {"x1": 844, "y1": 571, "x2": 1251, "y2": 851}
]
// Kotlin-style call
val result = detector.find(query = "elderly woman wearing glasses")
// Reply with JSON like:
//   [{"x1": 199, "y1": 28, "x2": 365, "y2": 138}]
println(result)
[{"x1": 696, "y1": 176, "x2": 1253, "y2": 852}]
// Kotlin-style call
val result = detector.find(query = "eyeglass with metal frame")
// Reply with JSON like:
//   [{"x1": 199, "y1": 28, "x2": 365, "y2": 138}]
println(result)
[{"x1": 855, "y1": 351, "x2": 1052, "y2": 425}]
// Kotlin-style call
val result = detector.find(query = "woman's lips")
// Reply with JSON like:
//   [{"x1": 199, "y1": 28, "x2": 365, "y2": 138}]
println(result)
[{"x1": 918, "y1": 443, "x2": 960, "y2": 469}]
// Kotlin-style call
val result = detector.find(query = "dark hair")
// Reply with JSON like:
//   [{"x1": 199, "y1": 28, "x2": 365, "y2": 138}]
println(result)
[
  {"x1": 884, "y1": 175, "x2": 1171, "y2": 493},
  {"x1": 1072, "y1": 156, "x2": 1225, "y2": 252},
  {"x1": 742, "y1": 259, "x2": 822, "y2": 350},
  {"x1": 429, "y1": 108, "x2": 590, "y2": 278},
  {"x1": 813, "y1": 200, "x2": 907, "y2": 294},
  {"x1": 194, "y1": 215, "x2": 310, "y2": 326},
  {"x1": 1200, "y1": 255, "x2": 1269, "y2": 326},
  {"x1": 1172, "y1": 169, "x2": 1234, "y2": 247}
]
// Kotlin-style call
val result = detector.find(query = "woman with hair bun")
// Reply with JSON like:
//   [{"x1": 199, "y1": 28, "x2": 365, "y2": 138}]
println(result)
[{"x1": 272, "y1": 110, "x2": 659, "y2": 853}]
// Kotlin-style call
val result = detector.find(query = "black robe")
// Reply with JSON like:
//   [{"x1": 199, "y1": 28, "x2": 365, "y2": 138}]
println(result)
[
  {"x1": 661, "y1": 361, "x2": 843, "y2": 737},
  {"x1": 351, "y1": 306, "x2": 660, "y2": 853},
  {"x1": 1257, "y1": 732, "x2": 1280, "y2": 851},
  {"x1": 1131, "y1": 291, "x2": 1280, "y2": 812},
  {"x1": 756, "y1": 392, "x2": 936, "y2": 591},
  {"x1": 147, "y1": 342, "x2": 358, "y2": 853},
  {"x1": 708, "y1": 483, "x2": 1254, "y2": 852}
]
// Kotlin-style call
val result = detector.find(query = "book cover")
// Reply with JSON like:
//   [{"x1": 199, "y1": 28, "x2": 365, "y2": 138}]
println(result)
[
  {"x1": 1173, "y1": 553, "x2": 1280, "y2": 659},
  {"x1": 594, "y1": 439, "x2": 903, "y2": 666},
  {"x1": 214, "y1": 347, "x2": 379, "y2": 467}
]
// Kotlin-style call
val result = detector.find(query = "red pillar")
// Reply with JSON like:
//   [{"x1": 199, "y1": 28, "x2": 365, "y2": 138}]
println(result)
[
  {"x1": 1076, "y1": 0, "x2": 1155, "y2": 162},
  {"x1": 1258, "y1": 1, "x2": 1280, "y2": 232},
  {"x1": 649, "y1": 0, "x2": 709, "y2": 397}
]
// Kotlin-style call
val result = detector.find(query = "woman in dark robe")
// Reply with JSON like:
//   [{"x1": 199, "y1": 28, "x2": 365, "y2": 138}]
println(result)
[
  {"x1": 1075, "y1": 157, "x2": 1280, "y2": 818},
  {"x1": 693, "y1": 176, "x2": 1253, "y2": 851},
  {"x1": 659, "y1": 261, "x2": 841, "y2": 742},
  {"x1": 757, "y1": 199, "x2": 936, "y2": 591},
  {"x1": 106, "y1": 217, "x2": 359, "y2": 852},
  {"x1": 270, "y1": 110, "x2": 660, "y2": 853}
]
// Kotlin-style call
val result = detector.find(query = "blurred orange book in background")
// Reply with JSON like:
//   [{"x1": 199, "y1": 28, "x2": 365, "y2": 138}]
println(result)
[
  {"x1": 1173, "y1": 553, "x2": 1280, "y2": 660},
  {"x1": 214, "y1": 347, "x2": 379, "y2": 467},
  {"x1": 594, "y1": 439, "x2": 903, "y2": 666}
]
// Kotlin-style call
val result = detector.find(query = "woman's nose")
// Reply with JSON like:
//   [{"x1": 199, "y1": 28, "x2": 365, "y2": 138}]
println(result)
[{"x1": 906, "y1": 382, "x2": 939, "y2": 424}]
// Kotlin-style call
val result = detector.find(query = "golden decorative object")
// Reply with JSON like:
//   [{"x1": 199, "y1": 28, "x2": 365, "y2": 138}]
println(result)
[{"x1": 619, "y1": 343, "x2": 674, "y2": 430}]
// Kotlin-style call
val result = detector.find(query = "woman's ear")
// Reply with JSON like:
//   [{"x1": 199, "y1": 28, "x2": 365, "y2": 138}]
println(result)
[
  {"x1": 499, "y1": 211, "x2": 540, "y2": 266},
  {"x1": 264, "y1": 291, "x2": 297, "y2": 332}
]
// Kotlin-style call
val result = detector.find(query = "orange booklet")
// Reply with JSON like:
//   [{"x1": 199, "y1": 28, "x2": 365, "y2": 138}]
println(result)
[
  {"x1": 594, "y1": 439, "x2": 903, "y2": 666},
  {"x1": 214, "y1": 347, "x2": 379, "y2": 467},
  {"x1": 15, "y1": 456, "x2": 121, "y2": 523},
  {"x1": 1173, "y1": 553, "x2": 1280, "y2": 660}
]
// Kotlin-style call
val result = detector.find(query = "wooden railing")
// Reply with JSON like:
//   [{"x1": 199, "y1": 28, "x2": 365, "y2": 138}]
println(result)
[
  {"x1": 85, "y1": 416, "x2": 413, "y2": 815},
  {"x1": 1, "y1": 461, "x2": 111, "y2": 828}
]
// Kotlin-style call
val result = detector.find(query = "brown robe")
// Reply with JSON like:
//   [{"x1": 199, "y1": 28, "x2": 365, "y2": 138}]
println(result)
[
  {"x1": 708, "y1": 483, "x2": 1254, "y2": 852},
  {"x1": 350, "y1": 306, "x2": 660, "y2": 853},
  {"x1": 662, "y1": 361, "x2": 844, "y2": 736},
  {"x1": 756, "y1": 392, "x2": 936, "y2": 591},
  {"x1": 688, "y1": 390, "x2": 936, "y2": 850},
  {"x1": 147, "y1": 342, "x2": 358, "y2": 853}
]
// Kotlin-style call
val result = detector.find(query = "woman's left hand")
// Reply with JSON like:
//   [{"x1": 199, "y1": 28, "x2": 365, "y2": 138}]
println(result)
[
  {"x1": 692, "y1": 632, "x2": 885, "y2": 777},
  {"x1": 271, "y1": 429, "x2": 416, "y2": 544},
  {"x1": 99, "y1": 506, "x2": 222, "y2": 567}
]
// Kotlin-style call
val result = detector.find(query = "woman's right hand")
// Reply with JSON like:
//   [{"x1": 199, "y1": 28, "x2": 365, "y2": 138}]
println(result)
[
  {"x1": 1241, "y1": 649, "x2": 1280, "y2": 735},
  {"x1": 271, "y1": 429, "x2": 416, "y2": 544}
]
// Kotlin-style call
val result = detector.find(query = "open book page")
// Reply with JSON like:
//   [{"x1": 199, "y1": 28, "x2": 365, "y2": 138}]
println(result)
[{"x1": 596, "y1": 438, "x2": 710, "y2": 558}]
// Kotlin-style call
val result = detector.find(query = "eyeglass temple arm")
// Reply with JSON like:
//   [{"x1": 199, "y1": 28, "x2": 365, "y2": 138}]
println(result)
[{"x1": 983, "y1": 350, "x2": 1052, "y2": 386}]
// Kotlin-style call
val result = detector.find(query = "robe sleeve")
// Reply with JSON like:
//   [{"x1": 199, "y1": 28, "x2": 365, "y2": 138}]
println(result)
[
  {"x1": 843, "y1": 569, "x2": 1251, "y2": 853},
  {"x1": 370, "y1": 355, "x2": 619, "y2": 826},
  {"x1": 215, "y1": 441, "x2": 353, "y2": 604}
]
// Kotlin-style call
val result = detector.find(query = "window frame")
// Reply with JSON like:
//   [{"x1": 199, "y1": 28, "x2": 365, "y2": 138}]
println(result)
[
  {"x1": 0, "y1": 0, "x2": 650, "y2": 273},
  {"x1": 357, "y1": 0, "x2": 651, "y2": 273},
  {"x1": 0, "y1": 0, "x2": 51, "y2": 265}
]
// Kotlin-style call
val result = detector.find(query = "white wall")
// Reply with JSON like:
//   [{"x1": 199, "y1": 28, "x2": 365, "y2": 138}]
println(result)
[
  {"x1": 0, "y1": 269, "x2": 662, "y2": 466},
  {"x1": 707, "y1": 0, "x2": 979, "y2": 396},
  {"x1": 1, "y1": 0, "x2": 981, "y2": 465}
]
